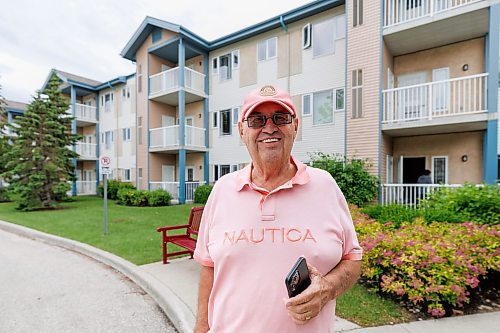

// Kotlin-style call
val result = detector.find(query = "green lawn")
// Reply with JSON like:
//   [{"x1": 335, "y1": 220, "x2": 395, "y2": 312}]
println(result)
[{"x1": 0, "y1": 196, "x2": 412, "y2": 327}]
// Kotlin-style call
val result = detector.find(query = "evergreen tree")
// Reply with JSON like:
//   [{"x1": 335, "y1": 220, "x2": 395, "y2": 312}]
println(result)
[
  {"x1": 2, "y1": 75, "x2": 80, "y2": 210},
  {"x1": 0, "y1": 82, "x2": 9, "y2": 191}
]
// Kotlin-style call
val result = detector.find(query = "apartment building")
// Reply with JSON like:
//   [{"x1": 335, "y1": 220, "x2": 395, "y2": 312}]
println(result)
[
  {"x1": 40, "y1": 69, "x2": 137, "y2": 195},
  {"x1": 346, "y1": 0, "x2": 499, "y2": 205},
  {"x1": 121, "y1": 0, "x2": 347, "y2": 203}
]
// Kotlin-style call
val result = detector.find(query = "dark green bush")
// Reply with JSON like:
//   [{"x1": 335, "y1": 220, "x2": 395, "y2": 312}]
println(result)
[
  {"x1": 98, "y1": 180, "x2": 135, "y2": 200},
  {"x1": 117, "y1": 188, "x2": 172, "y2": 207},
  {"x1": 194, "y1": 184, "x2": 213, "y2": 204},
  {"x1": 422, "y1": 184, "x2": 500, "y2": 225},
  {"x1": 148, "y1": 189, "x2": 172, "y2": 206},
  {"x1": 0, "y1": 187, "x2": 11, "y2": 202},
  {"x1": 310, "y1": 153, "x2": 378, "y2": 206}
]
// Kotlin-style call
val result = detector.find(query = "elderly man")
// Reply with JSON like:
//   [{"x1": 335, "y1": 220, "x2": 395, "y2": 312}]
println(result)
[{"x1": 194, "y1": 85, "x2": 362, "y2": 332}]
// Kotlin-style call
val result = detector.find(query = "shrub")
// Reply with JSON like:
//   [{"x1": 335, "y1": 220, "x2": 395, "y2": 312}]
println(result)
[
  {"x1": 352, "y1": 206, "x2": 500, "y2": 318},
  {"x1": 148, "y1": 189, "x2": 172, "y2": 206},
  {"x1": 0, "y1": 187, "x2": 11, "y2": 202},
  {"x1": 98, "y1": 180, "x2": 135, "y2": 200},
  {"x1": 194, "y1": 184, "x2": 213, "y2": 204},
  {"x1": 422, "y1": 184, "x2": 500, "y2": 225},
  {"x1": 310, "y1": 153, "x2": 378, "y2": 206}
]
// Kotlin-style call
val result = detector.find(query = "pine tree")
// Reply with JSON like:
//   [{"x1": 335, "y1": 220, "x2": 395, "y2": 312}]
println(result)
[
  {"x1": 2, "y1": 75, "x2": 80, "y2": 210},
  {"x1": 0, "y1": 82, "x2": 9, "y2": 191}
]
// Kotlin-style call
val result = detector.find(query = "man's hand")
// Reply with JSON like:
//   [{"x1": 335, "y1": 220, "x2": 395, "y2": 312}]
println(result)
[{"x1": 284, "y1": 264, "x2": 334, "y2": 325}]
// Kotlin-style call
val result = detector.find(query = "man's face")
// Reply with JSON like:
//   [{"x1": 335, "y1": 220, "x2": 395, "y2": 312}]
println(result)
[{"x1": 238, "y1": 102, "x2": 298, "y2": 166}]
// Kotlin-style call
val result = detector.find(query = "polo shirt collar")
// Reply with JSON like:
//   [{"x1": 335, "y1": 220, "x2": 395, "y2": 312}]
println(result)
[{"x1": 235, "y1": 156, "x2": 311, "y2": 192}]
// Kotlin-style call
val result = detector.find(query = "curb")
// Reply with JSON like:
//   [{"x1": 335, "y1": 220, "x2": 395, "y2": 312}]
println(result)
[{"x1": 0, "y1": 220, "x2": 195, "y2": 333}]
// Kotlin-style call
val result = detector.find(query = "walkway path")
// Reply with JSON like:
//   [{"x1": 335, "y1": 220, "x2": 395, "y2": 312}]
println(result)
[{"x1": 0, "y1": 229, "x2": 176, "y2": 333}]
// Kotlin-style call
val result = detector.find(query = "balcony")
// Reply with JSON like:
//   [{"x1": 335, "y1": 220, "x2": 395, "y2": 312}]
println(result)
[
  {"x1": 149, "y1": 125, "x2": 206, "y2": 152},
  {"x1": 382, "y1": 73, "x2": 489, "y2": 136},
  {"x1": 149, "y1": 181, "x2": 205, "y2": 203},
  {"x1": 76, "y1": 181, "x2": 97, "y2": 196},
  {"x1": 383, "y1": 0, "x2": 489, "y2": 55},
  {"x1": 149, "y1": 67, "x2": 207, "y2": 105},
  {"x1": 72, "y1": 103, "x2": 97, "y2": 126},
  {"x1": 75, "y1": 142, "x2": 98, "y2": 160}
]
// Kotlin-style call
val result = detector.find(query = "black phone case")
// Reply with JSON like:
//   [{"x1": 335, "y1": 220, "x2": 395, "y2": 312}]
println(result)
[{"x1": 285, "y1": 257, "x2": 311, "y2": 298}]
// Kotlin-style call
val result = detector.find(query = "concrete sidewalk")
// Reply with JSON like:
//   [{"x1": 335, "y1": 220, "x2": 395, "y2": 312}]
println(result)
[{"x1": 1, "y1": 220, "x2": 499, "y2": 333}]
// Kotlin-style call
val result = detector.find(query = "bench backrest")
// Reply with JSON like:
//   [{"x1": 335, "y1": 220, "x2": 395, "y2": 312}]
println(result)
[{"x1": 188, "y1": 206, "x2": 204, "y2": 236}]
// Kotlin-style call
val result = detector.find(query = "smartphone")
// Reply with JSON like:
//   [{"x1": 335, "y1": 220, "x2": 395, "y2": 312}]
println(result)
[{"x1": 285, "y1": 256, "x2": 311, "y2": 298}]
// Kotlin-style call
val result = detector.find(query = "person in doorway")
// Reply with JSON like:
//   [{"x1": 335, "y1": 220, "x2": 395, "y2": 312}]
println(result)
[
  {"x1": 193, "y1": 84, "x2": 362, "y2": 332},
  {"x1": 417, "y1": 169, "x2": 432, "y2": 184}
]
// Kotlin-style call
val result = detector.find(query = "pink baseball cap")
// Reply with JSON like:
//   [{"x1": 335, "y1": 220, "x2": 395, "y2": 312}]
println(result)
[{"x1": 240, "y1": 85, "x2": 296, "y2": 122}]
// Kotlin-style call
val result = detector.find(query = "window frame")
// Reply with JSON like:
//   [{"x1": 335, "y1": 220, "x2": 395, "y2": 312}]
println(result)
[
  {"x1": 219, "y1": 109, "x2": 232, "y2": 136},
  {"x1": 432, "y1": 156, "x2": 448, "y2": 184},
  {"x1": 302, "y1": 23, "x2": 312, "y2": 49},
  {"x1": 232, "y1": 50, "x2": 240, "y2": 69},
  {"x1": 257, "y1": 37, "x2": 278, "y2": 62},
  {"x1": 302, "y1": 94, "x2": 312, "y2": 116},
  {"x1": 352, "y1": 69, "x2": 363, "y2": 119},
  {"x1": 312, "y1": 89, "x2": 334, "y2": 126},
  {"x1": 335, "y1": 88, "x2": 345, "y2": 112},
  {"x1": 123, "y1": 169, "x2": 131, "y2": 181},
  {"x1": 232, "y1": 107, "x2": 240, "y2": 125},
  {"x1": 212, "y1": 111, "x2": 218, "y2": 128},
  {"x1": 312, "y1": 17, "x2": 335, "y2": 58}
]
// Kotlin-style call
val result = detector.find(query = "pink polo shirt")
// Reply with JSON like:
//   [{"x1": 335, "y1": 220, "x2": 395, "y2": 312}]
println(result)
[{"x1": 194, "y1": 157, "x2": 362, "y2": 333}]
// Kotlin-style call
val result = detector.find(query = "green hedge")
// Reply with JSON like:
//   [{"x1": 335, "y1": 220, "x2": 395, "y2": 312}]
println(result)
[
  {"x1": 194, "y1": 184, "x2": 213, "y2": 204},
  {"x1": 310, "y1": 153, "x2": 378, "y2": 206},
  {"x1": 352, "y1": 206, "x2": 500, "y2": 317},
  {"x1": 0, "y1": 187, "x2": 11, "y2": 202},
  {"x1": 116, "y1": 188, "x2": 172, "y2": 207},
  {"x1": 98, "y1": 180, "x2": 135, "y2": 200},
  {"x1": 422, "y1": 184, "x2": 500, "y2": 225}
]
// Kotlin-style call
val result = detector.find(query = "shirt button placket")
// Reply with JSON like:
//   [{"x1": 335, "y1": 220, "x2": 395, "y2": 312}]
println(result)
[{"x1": 261, "y1": 193, "x2": 276, "y2": 221}]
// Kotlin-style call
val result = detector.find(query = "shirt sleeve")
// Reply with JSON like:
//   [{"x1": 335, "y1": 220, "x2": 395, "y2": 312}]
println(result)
[
  {"x1": 333, "y1": 180, "x2": 363, "y2": 261},
  {"x1": 194, "y1": 185, "x2": 216, "y2": 267}
]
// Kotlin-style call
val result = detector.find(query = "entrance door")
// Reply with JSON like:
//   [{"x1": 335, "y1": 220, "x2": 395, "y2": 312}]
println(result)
[
  {"x1": 186, "y1": 166, "x2": 195, "y2": 182},
  {"x1": 402, "y1": 157, "x2": 426, "y2": 184},
  {"x1": 398, "y1": 72, "x2": 426, "y2": 120},
  {"x1": 162, "y1": 165, "x2": 175, "y2": 182},
  {"x1": 432, "y1": 67, "x2": 450, "y2": 116},
  {"x1": 84, "y1": 135, "x2": 93, "y2": 157}
]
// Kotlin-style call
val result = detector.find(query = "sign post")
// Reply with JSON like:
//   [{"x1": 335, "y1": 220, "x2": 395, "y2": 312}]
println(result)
[{"x1": 100, "y1": 156, "x2": 111, "y2": 235}]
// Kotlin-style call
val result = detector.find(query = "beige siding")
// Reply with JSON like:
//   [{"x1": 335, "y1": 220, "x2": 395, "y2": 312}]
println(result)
[
  {"x1": 186, "y1": 153, "x2": 205, "y2": 182},
  {"x1": 277, "y1": 29, "x2": 302, "y2": 78},
  {"x1": 346, "y1": 0, "x2": 382, "y2": 175},
  {"x1": 381, "y1": 133, "x2": 393, "y2": 183},
  {"x1": 393, "y1": 131, "x2": 483, "y2": 184},
  {"x1": 239, "y1": 44, "x2": 257, "y2": 88},
  {"x1": 394, "y1": 38, "x2": 485, "y2": 80},
  {"x1": 150, "y1": 154, "x2": 176, "y2": 182},
  {"x1": 185, "y1": 101, "x2": 204, "y2": 128}
]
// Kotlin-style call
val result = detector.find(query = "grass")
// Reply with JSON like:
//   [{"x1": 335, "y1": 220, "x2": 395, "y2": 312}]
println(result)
[{"x1": 0, "y1": 195, "x2": 412, "y2": 327}]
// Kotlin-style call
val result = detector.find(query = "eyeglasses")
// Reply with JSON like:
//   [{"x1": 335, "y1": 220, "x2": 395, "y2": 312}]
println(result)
[{"x1": 245, "y1": 113, "x2": 294, "y2": 128}]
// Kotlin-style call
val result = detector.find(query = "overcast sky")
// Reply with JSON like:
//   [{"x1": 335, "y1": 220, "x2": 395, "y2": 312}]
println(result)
[{"x1": 0, "y1": 0, "x2": 311, "y2": 103}]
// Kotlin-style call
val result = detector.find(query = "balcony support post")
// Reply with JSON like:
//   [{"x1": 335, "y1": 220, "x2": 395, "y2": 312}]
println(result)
[
  {"x1": 203, "y1": 53, "x2": 210, "y2": 183},
  {"x1": 71, "y1": 85, "x2": 77, "y2": 196},
  {"x1": 95, "y1": 94, "x2": 100, "y2": 195},
  {"x1": 483, "y1": 4, "x2": 499, "y2": 184},
  {"x1": 178, "y1": 39, "x2": 186, "y2": 203}
]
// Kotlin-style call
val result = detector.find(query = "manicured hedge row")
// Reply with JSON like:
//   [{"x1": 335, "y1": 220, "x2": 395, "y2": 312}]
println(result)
[
  {"x1": 117, "y1": 188, "x2": 172, "y2": 207},
  {"x1": 352, "y1": 205, "x2": 500, "y2": 317}
]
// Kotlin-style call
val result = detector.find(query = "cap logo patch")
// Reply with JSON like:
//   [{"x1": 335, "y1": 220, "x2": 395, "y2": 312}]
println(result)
[{"x1": 259, "y1": 85, "x2": 277, "y2": 96}]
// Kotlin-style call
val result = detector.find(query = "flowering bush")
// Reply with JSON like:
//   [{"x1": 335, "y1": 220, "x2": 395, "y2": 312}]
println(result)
[{"x1": 351, "y1": 206, "x2": 500, "y2": 317}]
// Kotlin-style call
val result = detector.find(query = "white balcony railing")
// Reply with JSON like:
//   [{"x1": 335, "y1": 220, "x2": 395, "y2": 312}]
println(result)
[
  {"x1": 149, "y1": 67, "x2": 206, "y2": 97},
  {"x1": 73, "y1": 103, "x2": 97, "y2": 122},
  {"x1": 381, "y1": 183, "x2": 466, "y2": 208},
  {"x1": 150, "y1": 125, "x2": 206, "y2": 150},
  {"x1": 384, "y1": 0, "x2": 483, "y2": 27},
  {"x1": 149, "y1": 181, "x2": 205, "y2": 202},
  {"x1": 76, "y1": 181, "x2": 97, "y2": 195},
  {"x1": 382, "y1": 73, "x2": 487, "y2": 124},
  {"x1": 75, "y1": 142, "x2": 97, "y2": 159}
]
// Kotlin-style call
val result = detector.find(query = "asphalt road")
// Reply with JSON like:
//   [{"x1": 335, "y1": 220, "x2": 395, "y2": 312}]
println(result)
[{"x1": 0, "y1": 229, "x2": 177, "y2": 333}]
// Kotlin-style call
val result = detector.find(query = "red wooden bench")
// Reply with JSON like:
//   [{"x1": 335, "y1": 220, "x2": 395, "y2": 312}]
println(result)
[{"x1": 157, "y1": 206, "x2": 204, "y2": 264}]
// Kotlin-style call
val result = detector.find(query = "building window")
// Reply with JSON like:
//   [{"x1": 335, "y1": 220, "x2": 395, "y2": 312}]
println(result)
[
  {"x1": 232, "y1": 107, "x2": 240, "y2": 125},
  {"x1": 302, "y1": 24, "x2": 312, "y2": 49},
  {"x1": 122, "y1": 128, "x2": 131, "y2": 141},
  {"x1": 432, "y1": 156, "x2": 448, "y2": 184},
  {"x1": 123, "y1": 169, "x2": 131, "y2": 181},
  {"x1": 313, "y1": 90, "x2": 334, "y2": 125},
  {"x1": 313, "y1": 18, "x2": 335, "y2": 57},
  {"x1": 353, "y1": 0, "x2": 363, "y2": 27},
  {"x1": 352, "y1": 69, "x2": 363, "y2": 118},
  {"x1": 137, "y1": 65, "x2": 142, "y2": 93},
  {"x1": 219, "y1": 53, "x2": 232, "y2": 81},
  {"x1": 302, "y1": 94, "x2": 312, "y2": 116},
  {"x1": 212, "y1": 111, "x2": 218, "y2": 128},
  {"x1": 212, "y1": 58, "x2": 218, "y2": 75},
  {"x1": 220, "y1": 109, "x2": 231, "y2": 135},
  {"x1": 213, "y1": 165, "x2": 219, "y2": 181},
  {"x1": 104, "y1": 130, "x2": 113, "y2": 149},
  {"x1": 220, "y1": 165, "x2": 230, "y2": 177},
  {"x1": 138, "y1": 116, "x2": 143, "y2": 145},
  {"x1": 102, "y1": 93, "x2": 113, "y2": 112},
  {"x1": 152, "y1": 28, "x2": 162, "y2": 43},
  {"x1": 232, "y1": 50, "x2": 240, "y2": 69},
  {"x1": 231, "y1": 165, "x2": 238, "y2": 173},
  {"x1": 335, "y1": 14, "x2": 346, "y2": 39},
  {"x1": 257, "y1": 37, "x2": 277, "y2": 61},
  {"x1": 122, "y1": 87, "x2": 130, "y2": 99},
  {"x1": 335, "y1": 88, "x2": 345, "y2": 111},
  {"x1": 138, "y1": 168, "x2": 143, "y2": 178}
]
